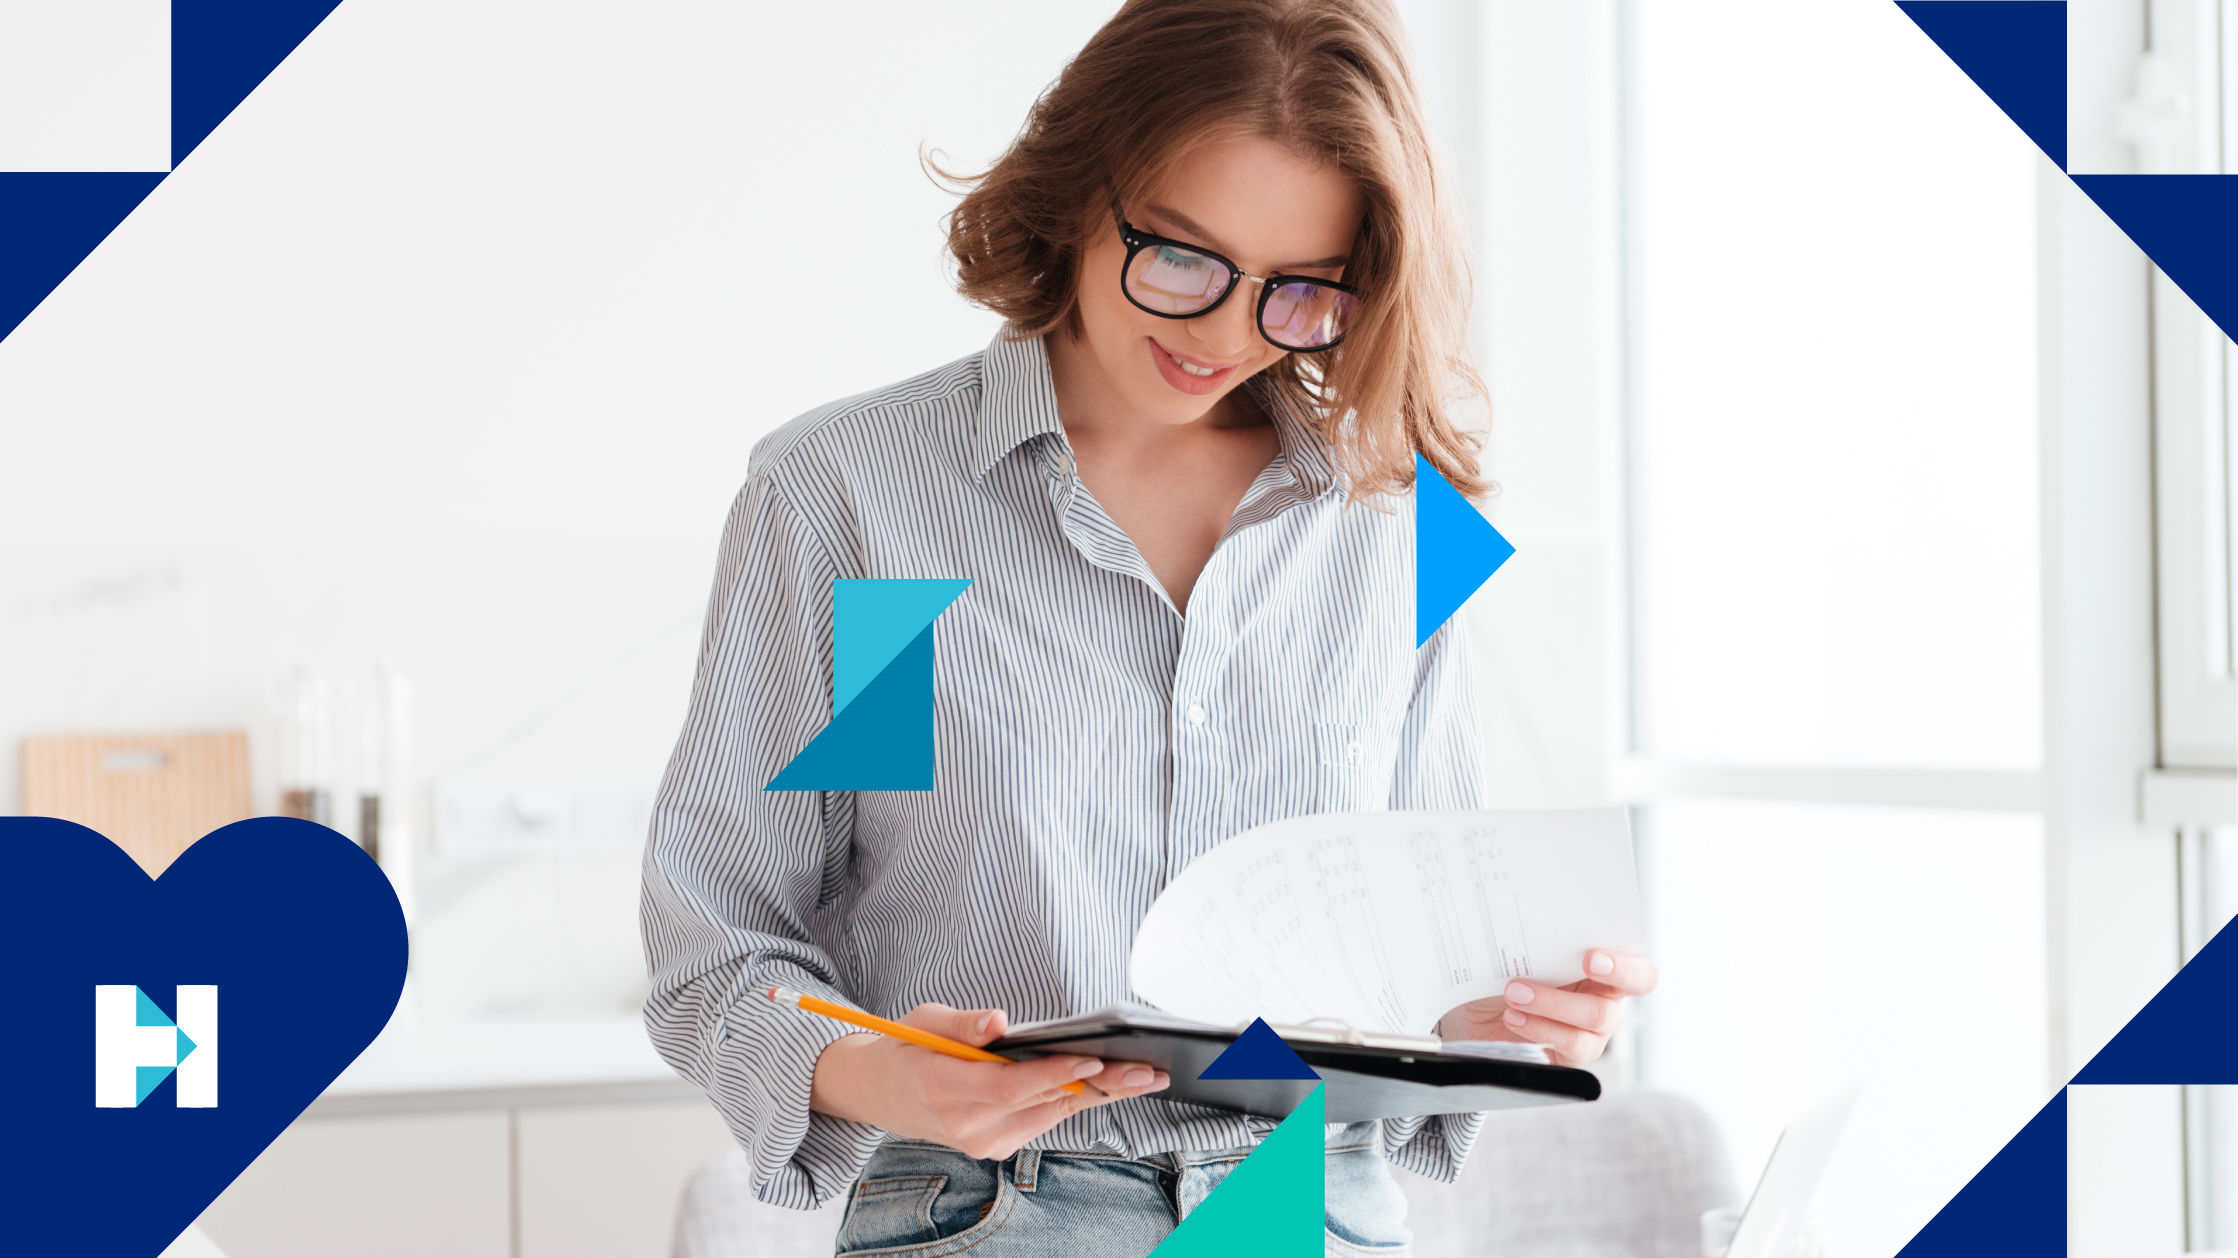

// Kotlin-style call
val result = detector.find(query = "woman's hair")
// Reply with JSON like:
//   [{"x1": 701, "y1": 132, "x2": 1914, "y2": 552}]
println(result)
[{"x1": 938, "y1": 0, "x2": 1487, "y2": 501}]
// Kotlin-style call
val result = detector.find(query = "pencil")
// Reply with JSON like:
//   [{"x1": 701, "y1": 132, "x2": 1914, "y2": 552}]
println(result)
[{"x1": 765, "y1": 986, "x2": 1089, "y2": 1095}]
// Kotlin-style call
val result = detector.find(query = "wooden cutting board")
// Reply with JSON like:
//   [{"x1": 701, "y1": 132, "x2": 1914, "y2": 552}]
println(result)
[{"x1": 22, "y1": 731, "x2": 253, "y2": 877}]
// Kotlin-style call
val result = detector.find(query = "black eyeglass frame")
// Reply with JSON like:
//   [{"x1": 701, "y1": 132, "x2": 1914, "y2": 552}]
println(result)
[{"x1": 1113, "y1": 215, "x2": 1361, "y2": 354}]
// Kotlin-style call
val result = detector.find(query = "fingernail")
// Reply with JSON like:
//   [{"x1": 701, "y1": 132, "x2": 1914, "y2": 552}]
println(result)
[
  {"x1": 1588, "y1": 952, "x2": 1615, "y2": 976},
  {"x1": 1151, "y1": 1073, "x2": 1170, "y2": 1091},
  {"x1": 975, "y1": 1011, "x2": 993, "y2": 1035},
  {"x1": 1503, "y1": 1007, "x2": 1527, "y2": 1028},
  {"x1": 1124, "y1": 1069, "x2": 1152, "y2": 1087},
  {"x1": 1072, "y1": 1058, "x2": 1106, "y2": 1080},
  {"x1": 1505, "y1": 981, "x2": 1534, "y2": 1005}
]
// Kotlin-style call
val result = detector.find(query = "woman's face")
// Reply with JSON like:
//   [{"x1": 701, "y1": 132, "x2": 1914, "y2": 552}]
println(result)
[{"x1": 1067, "y1": 134, "x2": 1364, "y2": 426}]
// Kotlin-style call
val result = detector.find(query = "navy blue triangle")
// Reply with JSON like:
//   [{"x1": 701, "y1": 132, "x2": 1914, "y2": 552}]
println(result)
[
  {"x1": 1893, "y1": 1089, "x2": 2063, "y2": 1256},
  {"x1": 2070, "y1": 175, "x2": 2238, "y2": 346},
  {"x1": 174, "y1": 0, "x2": 350, "y2": 167},
  {"x1": 1896, "y1": 1, "x2": 2066, "y2": 170},
  {"x1": 2, "y1": 3, "x2": 345, "y2": 347},
  {"x1": 1197, "y1": 1019, "x2": 1321, "y2": 1081},
  {"x1": 765, "y1": 623, "x2": 936, "y2": 791},
  {"x1": 2074, "y1": 904, "x2": 2238, "y2": 1083},
  {"x1": 0, "y1": 174, "x2": 166, "y2": 344}
]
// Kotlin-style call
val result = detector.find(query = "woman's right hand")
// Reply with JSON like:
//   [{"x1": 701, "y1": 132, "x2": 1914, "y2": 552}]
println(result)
[{"x1": 808, "y1": 1002, "x2": 1170, "y2": 1160}]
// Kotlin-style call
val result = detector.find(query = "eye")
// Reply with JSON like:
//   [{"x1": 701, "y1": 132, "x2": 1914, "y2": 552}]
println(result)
[{"x1": 1155, "y1": 246, "x2": 1207, "y2": 269}]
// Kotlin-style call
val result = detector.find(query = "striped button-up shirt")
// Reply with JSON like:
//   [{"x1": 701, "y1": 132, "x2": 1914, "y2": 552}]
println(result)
[{"x1": 641, "y1": 331, "x2": 1488, "y2": 1208}]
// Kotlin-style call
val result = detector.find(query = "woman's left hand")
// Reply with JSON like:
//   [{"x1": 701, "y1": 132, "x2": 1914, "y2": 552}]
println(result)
[{"x1": 1437, "y1": 949, "x2": 1658, "y2": 1068}]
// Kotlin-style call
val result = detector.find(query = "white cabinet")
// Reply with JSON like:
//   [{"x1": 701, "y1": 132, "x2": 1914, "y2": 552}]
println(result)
[
  {"x1": 196, "y1": 1111, "x2": 512, "y2": 1258},
  {"x1": 518, "y1": 1102, "x2": 739, "y2": 1258},
  {"x1": 194, "y1": 1101, "x2": 736, "y2": 1258}
]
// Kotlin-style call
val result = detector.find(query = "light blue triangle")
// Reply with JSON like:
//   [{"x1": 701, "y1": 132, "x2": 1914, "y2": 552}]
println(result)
[
  {"x1": 135, "y1": 987, "x2": 174, "y2": 1028},
  {"x1": 832, "y1": 579, "x2": 972, "y2": 715},
  {"x1": 177, "y1": 1028, "x2": 197, "y2": 1063},
  {"x1": 1415, "y1": 454, "x2": 1515, "y2": 646},
  {"x1": 769, "y1": 623, "x2": 937, "y2": 791},
  {"x1": 135, "y1": 1064, "x2": 176, "y2": 1105}
]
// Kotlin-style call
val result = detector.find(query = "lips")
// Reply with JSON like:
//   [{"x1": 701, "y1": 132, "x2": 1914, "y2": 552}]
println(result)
[{"x1": 1148, "y1": 338, "x2": 1237, "y2": 396}]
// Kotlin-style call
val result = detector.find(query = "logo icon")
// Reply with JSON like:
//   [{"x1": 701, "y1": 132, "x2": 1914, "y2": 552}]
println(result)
[{"x1": 95, "y1": 985, "x2": 216, "y2": 1108}]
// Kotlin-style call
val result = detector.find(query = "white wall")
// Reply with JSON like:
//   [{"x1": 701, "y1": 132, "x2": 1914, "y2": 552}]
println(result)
[{"x1": 0, "y1": 0, "x2": 1122, "y2": 1019}]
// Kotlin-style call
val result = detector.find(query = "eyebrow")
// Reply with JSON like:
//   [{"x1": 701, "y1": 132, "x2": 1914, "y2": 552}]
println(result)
[{"x1": 1143, "y1": 204, "x2": 1351, "y2": 271}]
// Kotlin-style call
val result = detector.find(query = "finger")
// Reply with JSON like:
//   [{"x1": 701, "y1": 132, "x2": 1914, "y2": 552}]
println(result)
[
  {"x1": 903, "y1": 1002, "x2": 1010, "y2": 1047},
  {"x1": 1079, "y1": 1060, "x2": 1173, "y2": 1095},
  {"x1": 1502, "y1": 981, "x2": 1619, "y2": 1036},
  {"x1": 996, "y1": 1054, "x2": 1110, "y2": 1106},
  {"x1": 1582, "y1": 950, "x2": 1658, "y2": 997},
  {"x1": 1499, "y1": 1007, "x2": 1607, "y2": 1066}
]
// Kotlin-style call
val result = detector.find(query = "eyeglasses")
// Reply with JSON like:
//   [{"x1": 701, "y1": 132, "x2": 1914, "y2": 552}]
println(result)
[{"x1": 1114, "y1": 215, "x2": 1361, "y2": 353}]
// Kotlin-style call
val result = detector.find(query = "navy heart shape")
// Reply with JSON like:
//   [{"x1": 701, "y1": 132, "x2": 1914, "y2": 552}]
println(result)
[{"x1": 0, "y1": 816, "x2": 408, "y2": 1256}]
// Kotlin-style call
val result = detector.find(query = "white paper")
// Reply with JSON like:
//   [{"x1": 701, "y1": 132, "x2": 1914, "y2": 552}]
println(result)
[{"x1": 1129, "y1": 808, "x2": 1646, "y2": 1036}]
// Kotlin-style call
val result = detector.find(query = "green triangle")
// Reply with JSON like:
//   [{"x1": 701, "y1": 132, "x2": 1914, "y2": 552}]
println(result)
[
  {"x1": 1153, "y1": 1083, "x2": 1326, "y2": 1255},
  {"x1": 135, "y1": 1064, "x2": 176, "y2": 1105},
  {"x1": 134, "y1": 987, "x2": 174, "y2": 1027},
  {"x1": 831, "y1": 579, "x2": 970, "y2": 715},
  {"x1": 177, "y1": 1028, "x2": 197, "y2": 1063}
]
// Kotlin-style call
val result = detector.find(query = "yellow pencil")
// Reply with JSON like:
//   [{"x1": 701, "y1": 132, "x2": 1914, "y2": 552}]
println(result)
[{"x1": 765, "y1": 986, "x2": 1089, "y2": 1095}]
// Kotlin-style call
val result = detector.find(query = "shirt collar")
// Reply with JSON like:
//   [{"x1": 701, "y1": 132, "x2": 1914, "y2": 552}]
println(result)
[
  {"x1": 969, "y1": 333, "x2": 1067, "y2": 483},
  {"x1": 968, "y1": 331, "x2": 1344, "y2": 499}
]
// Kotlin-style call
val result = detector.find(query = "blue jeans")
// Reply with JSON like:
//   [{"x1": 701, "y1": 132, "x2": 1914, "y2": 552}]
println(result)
[{"x1": 832, "y1": 1122, "x2": 1412, "y2": 1256}]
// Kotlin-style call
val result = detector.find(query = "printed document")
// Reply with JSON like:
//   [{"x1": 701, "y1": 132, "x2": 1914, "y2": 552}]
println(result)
[{"x1": 1129, "y1": 808, "x2": 1645, "y2": 1037}]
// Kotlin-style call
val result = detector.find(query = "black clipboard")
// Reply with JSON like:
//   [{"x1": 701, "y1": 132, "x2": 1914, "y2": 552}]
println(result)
[{"x1": 990, "y1": 1006, "x2": 1600, "y2": 1123}]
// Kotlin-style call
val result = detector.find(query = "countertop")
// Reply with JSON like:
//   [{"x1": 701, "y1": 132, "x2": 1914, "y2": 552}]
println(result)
[{"x1": 308, "y1": 1011, "x2": 702, "y2": 1117}]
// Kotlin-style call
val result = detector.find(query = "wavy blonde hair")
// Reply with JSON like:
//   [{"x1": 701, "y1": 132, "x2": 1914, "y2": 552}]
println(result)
[{"x1": 938, "y1": 0, "x2": 1486, "y2": 501}]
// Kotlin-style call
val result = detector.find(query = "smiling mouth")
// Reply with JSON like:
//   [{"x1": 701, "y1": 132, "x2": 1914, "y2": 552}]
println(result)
[{"x1": 1160, "y1": 345, "x2": 1230, "y2": 377}]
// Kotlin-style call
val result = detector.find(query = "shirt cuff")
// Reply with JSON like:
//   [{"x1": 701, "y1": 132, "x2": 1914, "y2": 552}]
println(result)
[
  {"x1": 711, "y1": 967, "x2": 889, "y2": 1208},
  {"x1": 1381, "y1": 1110, "x2": 1487, "y2": 1183}
]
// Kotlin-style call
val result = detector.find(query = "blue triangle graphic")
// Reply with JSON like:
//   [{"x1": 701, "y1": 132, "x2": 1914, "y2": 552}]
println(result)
[
  {"x1": 135, "y1": 1064, "x2": 178, "y2": 1106},
  {"x1": 1197, "y1": 1019, "x2": 1321, "y2": 1081},
  {"x1": 1415, "y1": 454, "x2": 1515, "y2": 647},
  {"x1": 135, "y1": 987, "x2": 175, "y2": 1028},
  {"x1": 766, "y1": 623, "x2": 936, "y2": 790},
  {"x1": 2070, "y1": 175, "x2": 2238, "y2": 346},
  {"x1": 177, "y1": 1028, "x2": 198, "y2": 1064},
  {"x1": 2074, "y1": 902, "x2": 2238, "y2": 1083},
  {"x1": 1895, "y1": 1, "x2": 2067, "y2": 170},
  {"x1": 833, "y1": 579, "x2": 971, "y2": 715},
  {"x1": 2, "y1": 3, "x2": 347, "y2": 348},
  {"x1": 173, "y1": 0, "x2": 350, "y2": 167},
  {"x1": 0, "y1": 174, "x2": 167, "y2": 345},
  {"x1": 1893, "y1": 1089, "x2": 2062, "y2": 1255}
]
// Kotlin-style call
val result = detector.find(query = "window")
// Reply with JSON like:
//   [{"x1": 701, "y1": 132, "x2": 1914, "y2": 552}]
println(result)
[{"x1": 1617, "y1": 3, "x2": 2049, "y2": 1253}]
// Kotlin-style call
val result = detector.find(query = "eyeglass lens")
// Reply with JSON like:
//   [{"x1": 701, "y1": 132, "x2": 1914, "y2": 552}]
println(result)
[{"x1": 1123, "y1": 240, "x2": 1355, "y2": 350}]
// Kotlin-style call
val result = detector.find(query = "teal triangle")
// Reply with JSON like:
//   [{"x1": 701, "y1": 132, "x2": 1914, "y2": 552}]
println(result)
[
  {"x1": 1415, "y1": 454, "x2": 1515, "y2": 647},
  {"x1": 177, "y1": 1028, "x2": 197, "y2": 1063},
  {"x1": 1154, "y1": 1083, "x2": 1325, "y2": 1255},
  {"x1": 134, "y1": 1064, "x2": 177, "y2": 1106},
  {"x1": 832, "y1": 579, "x2": 971, "y2": 715},
  {"x1": 767, "y1": 622, "x2": 936, "y2": 790},
  {"x1": 134, "y1": 987, "x2": 174, "y2": 1028}
]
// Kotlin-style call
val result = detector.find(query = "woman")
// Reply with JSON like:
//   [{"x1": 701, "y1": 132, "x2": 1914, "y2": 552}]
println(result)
[{"x1": 641, "y1": 0, "x2": 1656, "y2": 1252}]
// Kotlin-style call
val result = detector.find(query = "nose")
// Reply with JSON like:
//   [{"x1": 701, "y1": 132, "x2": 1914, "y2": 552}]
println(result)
[{"x1": 1189, "y1": 279, "x2": 1262, "y2": 358}]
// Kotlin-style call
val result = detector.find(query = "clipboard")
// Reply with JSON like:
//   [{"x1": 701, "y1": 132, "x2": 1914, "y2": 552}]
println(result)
[{"x1": 990, "y1": 1005, "x2": 1600, "y2": 1123}]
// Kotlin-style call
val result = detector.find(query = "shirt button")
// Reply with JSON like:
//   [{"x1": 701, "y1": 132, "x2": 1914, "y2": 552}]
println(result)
[{"x1": 1185, "y1": 703, "x2": 1208, "y2": 726}]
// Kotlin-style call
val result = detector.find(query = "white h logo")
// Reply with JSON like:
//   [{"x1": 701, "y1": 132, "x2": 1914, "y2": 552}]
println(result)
[{"x1": 94, "y1": 985, "x2": 217, "y2": 1108}]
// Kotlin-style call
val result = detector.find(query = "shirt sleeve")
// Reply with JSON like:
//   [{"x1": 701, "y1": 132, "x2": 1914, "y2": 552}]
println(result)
[
  {"x1": 639, "y1": 471, "x2": 884, "y2": 1209},
  {"x1": 1381, "y1": 607, "x2": 1491, "y2": 1182}
]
